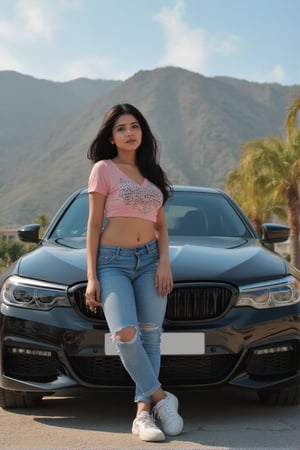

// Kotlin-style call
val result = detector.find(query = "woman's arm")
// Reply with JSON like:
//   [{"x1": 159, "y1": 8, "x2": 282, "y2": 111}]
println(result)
[
  {"x1": 154, "y1": 206, "x2": 173, "y2": 297},
  {"x1": 85, "y1": 192, "x2": 106, "y2": 306}
]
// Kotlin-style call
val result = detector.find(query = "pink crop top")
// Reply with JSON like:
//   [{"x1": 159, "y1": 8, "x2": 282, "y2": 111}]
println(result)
[{"x1": 88, "y1": 159, "x2": 163, "y2": 222}]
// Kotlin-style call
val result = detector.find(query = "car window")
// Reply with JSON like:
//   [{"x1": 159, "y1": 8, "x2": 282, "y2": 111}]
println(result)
[
  {"x1": 50, "y1": 190, "x2": 251, "y2": 241},
  {"x1": 165, "y1": 191, "x2": 251, "y2": 238},
  {"x1": 51, "y1": 194, "x2": 89, "y2": 239}
]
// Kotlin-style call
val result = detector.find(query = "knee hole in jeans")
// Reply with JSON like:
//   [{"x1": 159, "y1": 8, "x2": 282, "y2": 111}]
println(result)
[
  {"x1": 114, "y1": 326, "x2": 136, "y2": 343},
  {"x1": 114, "y1": 324, "x2": 158, "y2": 343}
]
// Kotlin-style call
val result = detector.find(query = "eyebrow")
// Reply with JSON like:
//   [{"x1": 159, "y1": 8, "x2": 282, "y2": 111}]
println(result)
[{"x1": 114, "y1": 121, "x2": 139, "y2": 127}]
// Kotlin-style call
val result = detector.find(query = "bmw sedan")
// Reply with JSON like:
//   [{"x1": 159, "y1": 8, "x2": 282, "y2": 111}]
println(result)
[{"x1": 0, "y1": 186, "x2": 299, "y2": 409}]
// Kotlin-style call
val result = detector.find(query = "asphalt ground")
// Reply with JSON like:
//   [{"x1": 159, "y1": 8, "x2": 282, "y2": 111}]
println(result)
[{"x1": 0, "y1": 386, "x2": 299, "y2": 449}]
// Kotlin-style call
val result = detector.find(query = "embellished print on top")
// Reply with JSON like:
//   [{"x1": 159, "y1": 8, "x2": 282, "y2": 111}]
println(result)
[{"x1": 119, "y1": 178, "x2": 162, "y2": 215}]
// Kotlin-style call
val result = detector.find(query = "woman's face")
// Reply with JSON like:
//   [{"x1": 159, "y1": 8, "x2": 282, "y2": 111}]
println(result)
[{"x1": 110, "y1": 114, "x2": 142, "y2": 153}]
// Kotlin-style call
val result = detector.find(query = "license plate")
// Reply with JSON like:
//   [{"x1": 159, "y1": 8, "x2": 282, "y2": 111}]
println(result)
[{"x1": 105, "y1": 332, "x2": 205, "y2": 355}]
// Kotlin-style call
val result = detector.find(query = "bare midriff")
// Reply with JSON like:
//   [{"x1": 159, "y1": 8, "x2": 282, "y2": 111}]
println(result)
[{"x1": 100, "y1": 217, "x2": 156, "y2": 247}]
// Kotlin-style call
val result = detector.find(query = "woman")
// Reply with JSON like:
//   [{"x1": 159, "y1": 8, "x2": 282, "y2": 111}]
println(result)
[{"x1": 85, "y1": 104, "x2": 183, "y2": 442}]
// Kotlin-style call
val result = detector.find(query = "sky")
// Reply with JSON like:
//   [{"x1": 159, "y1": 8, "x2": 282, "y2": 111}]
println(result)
[{"x1": 0, "y1": 0, "x2": 299, "y2": 85}]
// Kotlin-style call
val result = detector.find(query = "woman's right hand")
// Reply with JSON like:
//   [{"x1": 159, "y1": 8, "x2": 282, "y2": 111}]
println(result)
[{"x1": 85, "y1": 278, "x2": 102, "y2": 311}]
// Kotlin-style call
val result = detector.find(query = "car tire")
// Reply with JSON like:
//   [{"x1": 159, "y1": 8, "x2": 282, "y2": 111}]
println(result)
[
  {"x1": 257, "y1": 384, "x2": 300, "y2": 406},
  {"x1": 0, "y1": 388, "x2": 44, "y2": 409}
]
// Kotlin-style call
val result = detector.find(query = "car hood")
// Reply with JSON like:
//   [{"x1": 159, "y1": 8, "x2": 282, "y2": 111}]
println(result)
[
  {"x1": 17, "y1": 242, "x2": 88, "y2": 286},
  {"x1": 169, "y1": 236, "x2": 288, "y2": 285},
  {"x1": 15, "y1": 236, "x2": 288, "y2": 287}
]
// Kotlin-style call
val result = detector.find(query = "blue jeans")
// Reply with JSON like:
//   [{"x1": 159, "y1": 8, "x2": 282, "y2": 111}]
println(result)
[{"x1": 97, "y1": 239, "x2": 167, "y2": 403}]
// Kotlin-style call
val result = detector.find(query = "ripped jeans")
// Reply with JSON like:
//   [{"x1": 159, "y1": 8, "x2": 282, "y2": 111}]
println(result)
[{"x1": 97, "y1": 239, "x2": 167, "y2": 403}]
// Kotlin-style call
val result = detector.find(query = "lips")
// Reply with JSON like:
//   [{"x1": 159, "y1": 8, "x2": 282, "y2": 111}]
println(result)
[{"x1": 126, "y1": 139, "x2": 136, "y2": 144}]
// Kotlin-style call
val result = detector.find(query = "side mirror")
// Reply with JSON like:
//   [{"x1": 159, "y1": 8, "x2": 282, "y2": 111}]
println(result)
[
  {"x1": 18, "y1": 224, "x2": 41, "y2": 243},
  {"x1": 261, "y1": 223, "x2": 290, "y2": 244}
]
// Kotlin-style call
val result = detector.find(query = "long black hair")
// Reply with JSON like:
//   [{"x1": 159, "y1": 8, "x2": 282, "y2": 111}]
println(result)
[{"x1": 87, "y1": 104, "x2": 172, "y2": 203}]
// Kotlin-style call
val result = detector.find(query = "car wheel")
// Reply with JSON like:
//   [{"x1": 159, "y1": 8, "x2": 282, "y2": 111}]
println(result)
[
  {"x1": 257, "y1": 384, "x2": 300, "y2": 406},
  {"x1": 0, "y1": 388, "x2": 44, "y2": 409}
]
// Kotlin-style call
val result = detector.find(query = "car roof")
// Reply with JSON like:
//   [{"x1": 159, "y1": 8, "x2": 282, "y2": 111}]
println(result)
[
  {"x1": 79, "y1": 185, "x2": 224, "y2": 195},
  {"x1": 171, "y1": 185, "x2": 224, "y2": 194}
]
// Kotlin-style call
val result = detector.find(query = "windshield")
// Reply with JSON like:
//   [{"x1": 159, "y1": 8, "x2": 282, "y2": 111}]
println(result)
[
  {"x1": 165, "y1": 191, "x2": 251, "y2": 238},
  {"x1": 50, "y1": 190, "x2": 252, "y2": 245}
]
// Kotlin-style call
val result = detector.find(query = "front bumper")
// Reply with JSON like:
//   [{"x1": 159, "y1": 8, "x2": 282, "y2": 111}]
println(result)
[{"x1": 1, "y1": 303, "x2": 300, "y2": 394}]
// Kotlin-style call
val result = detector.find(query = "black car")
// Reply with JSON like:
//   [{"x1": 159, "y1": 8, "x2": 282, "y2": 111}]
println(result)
[{"x1": 1, "y1": 186, "x2": 299, "y2": 409}]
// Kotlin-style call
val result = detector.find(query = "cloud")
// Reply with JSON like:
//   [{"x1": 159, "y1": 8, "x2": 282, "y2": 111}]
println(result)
[
  {"x1": 154, "y1": 0, "x2": 207, "y2": 71},
  {"x1": 154, "y1": 0, "x2": 239, "y2": 74},
  {"x1": 61, "y1": 56, "x2": 115, "y2": 81},
  {"x1": 251, "y1": 64, "x2": 287, "y2": 85},
  {"x1": 269, "y1": 64, "x2": 286, "y2": 84},
  {"x1": 0, "y1": 0, "x2": 76, "y2": 42}
]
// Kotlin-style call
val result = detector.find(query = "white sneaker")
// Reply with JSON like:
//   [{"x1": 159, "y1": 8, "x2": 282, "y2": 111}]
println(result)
[
  {"x1": 153, "y1": 391, "x2": 184, "y2": 436},
  {"x1": 132, "y1": 411, "x2": 165, "y2": 442}
]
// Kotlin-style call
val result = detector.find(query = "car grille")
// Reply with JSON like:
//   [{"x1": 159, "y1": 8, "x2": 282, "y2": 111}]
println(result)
[
  {"x1": 68, "y1": 353, "x2": 240, "y2": 386},
  {"x1": 70, "y1": 284, "x2": 106, "y2": 321},
  {"x1": 166, "y1": 284, "x2": 234, "y2": 322},
  {"x1": 70, "y1": 283, "x2": 235, "y2": 323}
]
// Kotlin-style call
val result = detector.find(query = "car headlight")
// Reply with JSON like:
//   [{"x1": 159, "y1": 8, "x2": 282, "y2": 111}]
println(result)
[
  {"x1": 237, "y1": 276, "x2": 300, "y2": 309},
  {"x1": 1, "y1": 275, "x2": 71, "y2": 310}
]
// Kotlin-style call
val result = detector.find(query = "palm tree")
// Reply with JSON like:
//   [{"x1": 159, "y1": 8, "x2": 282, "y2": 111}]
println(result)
[
  {"x1": 284, "y1": 93, "x2": 300, "y2": 266},
  {"x1": 227, "y1": 137, "x2": 287, "y2": 233},
  {"x1": 227, "y1": 117, "x2": 300, "y2": 267}
]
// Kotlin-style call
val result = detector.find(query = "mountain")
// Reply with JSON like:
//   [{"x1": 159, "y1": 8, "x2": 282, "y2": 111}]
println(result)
[
  {"x1": 0, "y1": 71, "x2": 121, "y2": 186},
  {"x1": 0, "y1": 70, "x2": 121, "y2": 146},
  {"x1": 1, "y1": 67, "x2": 299, "y2": 227}
]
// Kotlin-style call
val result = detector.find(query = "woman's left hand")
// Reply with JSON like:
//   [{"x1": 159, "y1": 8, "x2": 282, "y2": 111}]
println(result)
[{"x1": 155, "y1": 260, "x2": 173, "y2": 297}]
